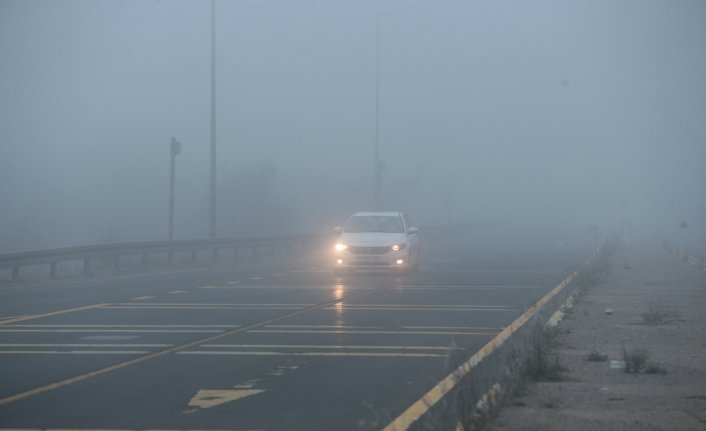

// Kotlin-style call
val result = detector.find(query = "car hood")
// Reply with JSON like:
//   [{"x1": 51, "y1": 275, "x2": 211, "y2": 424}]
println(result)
[{"x1": 338, "y1": 232, "x2": 407, "y2": 246}]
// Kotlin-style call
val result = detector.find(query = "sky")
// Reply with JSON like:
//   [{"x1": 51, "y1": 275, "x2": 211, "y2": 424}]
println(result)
[{"x1": 1, "y1": 0, "x2": 705, "y2": 253}]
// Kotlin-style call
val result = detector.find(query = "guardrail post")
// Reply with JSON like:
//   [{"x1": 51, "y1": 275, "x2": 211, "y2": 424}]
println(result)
[
  {"x1": 12, "y1": 266, "x2": 19, "y2": 281},
  {"x1": 50, "y1": 262, "x2": 58, "y2": 278}
]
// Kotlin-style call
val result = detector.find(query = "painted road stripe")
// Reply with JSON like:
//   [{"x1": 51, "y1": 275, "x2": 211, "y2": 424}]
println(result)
[
  {"x1": 194, "y1": 284, "x2": 540, "y2": 290},
  {"x1": 110, "y1": 302, "x2": 314, "y2": 306},
  {"x1": 106, "y1": 302, "x2": 513, "y2": 309},
  {"x1": 401, "y1": 326, "x2": 503, "y2": 331},
  {"x1": 102, "y1": 306, "x2": 304, "y2": 310},
  {"x1": 3, "y1": 324, "x2": 239, "y2": 328},
  {"x1": 249, "y1": 276, "x2": 265, "y2": 280},
  {"x1": 177, "y1": 351, "x2": 446, "y2": 358},
  {"x1": 0, "y1": 429, "x2": 265, "y2": 431},
  {"x1": 0, "y1": 350, "x2": 149, "y2": 355},
  {"x1": 201, "y1": 344, "x2": 462, "y2": 351},
  {"x1": 383, "y1": 267, "x2": 581, "y2": 430},
  {"x1": 0, "y1": 329, "x2": 224, "y2": 333},
  {"x1": 0, "y1": 343, "x2": 172, "y2": 347},
  {"x1": 130, "y1": 296, "x2": 154, "y2": 301},
  {"x1": 168, "y1": 290, "x2": 187, "y2": 294},
  {"x1": 0, "y1": 285, "x2": 377, "y2": 406},
  {"x1": 250, "y1": 329, "x2": 493, "y2": 336},
  {"x1": 0, "y1": 303, "x2": 107, "y2": 325}
]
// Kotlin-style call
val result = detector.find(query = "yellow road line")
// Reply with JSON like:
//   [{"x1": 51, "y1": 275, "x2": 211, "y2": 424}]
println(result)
[
  {"x1": 0, "y1": 287, "x2": 376, "y2": 406},
  {"x1": 0, "y1": 303, "x2": 107, "y2": 325},
  {"x1": 383, "y1": 270, "x2": 577, "y2": 430}
]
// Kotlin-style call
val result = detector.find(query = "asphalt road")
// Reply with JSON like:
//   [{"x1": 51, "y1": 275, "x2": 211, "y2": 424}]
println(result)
[{"x1": 0, "y1": 235, "x2": 592, "y2": 430}]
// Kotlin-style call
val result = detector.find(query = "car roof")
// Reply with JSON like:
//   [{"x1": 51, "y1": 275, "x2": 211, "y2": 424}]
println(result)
[{"x1": 351, "y1": 211, "x2": 402, "y2": 217}]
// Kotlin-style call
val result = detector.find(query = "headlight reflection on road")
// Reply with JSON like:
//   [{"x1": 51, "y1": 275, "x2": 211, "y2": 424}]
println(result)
[{"x1": 333, "y1": 284, "x2": 345, "y2": 326}]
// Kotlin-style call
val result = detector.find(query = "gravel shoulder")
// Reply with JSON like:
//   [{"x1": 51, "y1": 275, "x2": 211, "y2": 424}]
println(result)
[{"x1": 488, "y1": 241, "x2": 706, "y2": 431}]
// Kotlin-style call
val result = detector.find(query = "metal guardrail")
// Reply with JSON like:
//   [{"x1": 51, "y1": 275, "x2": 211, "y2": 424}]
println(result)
[{"x1": 0, "y1": 233, "x2": 332, "y2": 281}]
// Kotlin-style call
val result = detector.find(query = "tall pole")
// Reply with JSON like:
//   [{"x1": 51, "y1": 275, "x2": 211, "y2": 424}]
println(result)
[
  {"x1": 169, "y1": 137, "x2": 181, "y2": 241},
  {"x1": 209, "y1": 0, "x2": 218, "y2": 238},
  {"x1": 373, "y1": 15, "x2": 382, "y2": 210}
]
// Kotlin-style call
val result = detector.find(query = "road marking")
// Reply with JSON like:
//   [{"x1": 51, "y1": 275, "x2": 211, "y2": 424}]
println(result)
[
  {"x1": 0, "y1": 329, "x2": 224, "y2": 333},
  {"x1": 168, "y1": 290, "x2": 187, "y2": 294},
  {"x1": 100, "y1": 304, "x2": 515, "y2": 312},
  {"x1": 111, "y1": 302, "x2": 314, "y2": 306},
  {"x1": 383, "y1": 269, "x2": 579, "y2": 430},
  {"x1": 130, "y1": 296, "x2": 154, "y2": 301},
  {"x1": 194, "y1": 284, "x2": 540, "y2": 290},
  {"x1": 0, "y1": 343, "x2": 172, "y2": 347},
  {"x1": 249, "y1": 276, "x2": 265, "y2": 280},
  {"x1": 0, "y1": 350, "x2": 149, "y2": 355},
  {"x1": 0, "y1": 286, "x2": 375, "y2": 406},
  {"x1": 3, "y1": 324, "x2": 239, "y2": 328},
  {"x1": 0, "y1": 429, "x2": 266, "y2": 431},
  {"x1": 188, "y1": 389, "x2": 265, "y2": 409},
  {"x1": 227, "y1": 280, "x2": 242, "y2": 284},
  {"x1": 250, "y1": 329, "x2": 492, "y2": 336},
  {"x1": 401, "y1": 326, "x2": 503, "y2": 331},
  {"x1": 0, "y1": 303, "x2": 107, "y2": 325},
  {"x1": 178, "y1": 351, "x2": 447, "y2": 358},
  {"x1": 201, "y1": 344, "x2": 462, "y2": 351},
  {"x1": 103, "y1": 305, "x2": 304, "y2": 310}
]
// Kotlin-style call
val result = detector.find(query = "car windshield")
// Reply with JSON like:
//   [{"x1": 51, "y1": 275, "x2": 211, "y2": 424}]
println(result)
[{"x1": 344, "y1": 216, "x2": 404, "y2": 233}]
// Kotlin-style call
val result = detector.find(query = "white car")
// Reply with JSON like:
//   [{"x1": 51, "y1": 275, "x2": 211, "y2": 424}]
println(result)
[{"x1": 333, "y1": 211, "x2": 420, "y2": 274}]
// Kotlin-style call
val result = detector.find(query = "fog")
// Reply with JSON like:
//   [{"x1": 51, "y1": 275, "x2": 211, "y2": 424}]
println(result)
[{"x1": 2, "y1": 0, "x2": 705, "y2": 253}]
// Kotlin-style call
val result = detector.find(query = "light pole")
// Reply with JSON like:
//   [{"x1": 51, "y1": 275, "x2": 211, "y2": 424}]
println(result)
[
  {"x1": 209, "y1": 0, "x2": 218, "y2": 238},
  {"x1": 373, "y1": 15, "x2": 383, "y2": 210},
  {"x1": 169, "y1": 137, "x2": 182, "y2": 241},
  {"x1": 373, "y1": 7, "x2": 413, "y2": 210}
]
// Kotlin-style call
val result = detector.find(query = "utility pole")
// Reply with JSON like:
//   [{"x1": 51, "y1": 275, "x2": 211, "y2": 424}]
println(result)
[
  {"x1": 209, "y1": 0, "x2": 218, "y2": 238},
  {"x1": 373, "y1": 15, "x2": 383, "y2": 211},
  {"x1": 169, "y1": 137, "x2": 182, "y2": 241}
]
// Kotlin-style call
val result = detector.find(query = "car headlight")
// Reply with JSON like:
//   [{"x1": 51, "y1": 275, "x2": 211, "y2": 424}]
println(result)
[
  {"x1": 391, "y1": 243, "x2": 407, "y2": 252},
  {"x1": 335, "y1": 243, "x2": 348, "y2": 252}
]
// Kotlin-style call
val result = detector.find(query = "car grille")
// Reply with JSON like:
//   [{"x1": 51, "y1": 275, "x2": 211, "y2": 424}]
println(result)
[
  {"x1": 349, "y1": 261, "x2": 390, "y2": 267},
  {"x1": 348, "y1": 246, "x2": 389, "y2": 255}
]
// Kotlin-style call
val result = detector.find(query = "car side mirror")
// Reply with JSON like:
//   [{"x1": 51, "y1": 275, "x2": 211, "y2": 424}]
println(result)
[
  {"x1": 408, "y1": 226, "x2": 418, "y2": 235},
  {"x1": 333, "y1": 226, "x2": 342, "y2": 234}
]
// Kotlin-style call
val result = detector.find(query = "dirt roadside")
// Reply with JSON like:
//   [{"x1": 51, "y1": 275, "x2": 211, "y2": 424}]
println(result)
[{"x1": 487, "y1": 241, "x2": 706, "y2": 431}]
